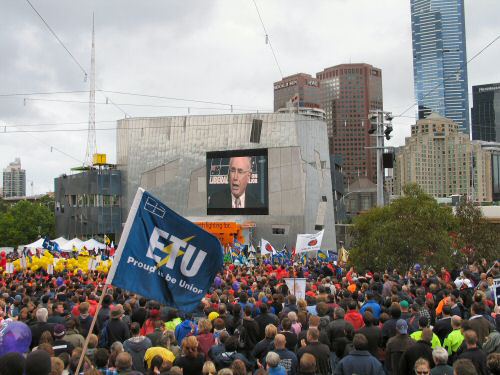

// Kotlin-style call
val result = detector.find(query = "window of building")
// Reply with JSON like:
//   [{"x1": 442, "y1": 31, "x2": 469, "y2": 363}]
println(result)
[{"x1": 250, "y1": 119, "x2": 263, "y2": 143}]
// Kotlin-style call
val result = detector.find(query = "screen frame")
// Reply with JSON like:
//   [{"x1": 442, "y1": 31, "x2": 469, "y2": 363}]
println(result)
[{"x1": 206, "y1": 148, "x2": 269, "y2": 215}]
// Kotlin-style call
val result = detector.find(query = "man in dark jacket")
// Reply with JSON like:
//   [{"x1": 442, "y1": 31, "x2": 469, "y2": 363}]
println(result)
[
  {"x1": 52, "y1": 324, "x2": 75, "y2": 356},
  {"x1": 279, "y1": 317, "x2": 298, "y2": 352},
  {"x1": 106, "y1": 304, "x2": 130, "y2": 347},
  {"x1": 271, "y1": 334, "x2": 298, "y2": 375},
  {"x1": 214, "y1": 336, "x2": 253, "y2": 371},
  {"x1": 458, "y1": 330, "x2": 488, "y2": 375},
  {"x1": 241, "y1": 305, "x2": 260, "y2": 359},
  {"x1": 381, "y1": 304, "x2": 402, "y2": 347},
  {"x1": 297, "y1": 328, "x2": 331, "y2": 375},
  {"x1": 97, "y1": 294, "x2": 113, "y2": 331},
  {"x1": 29, "y1": 307, "x2": 54, "y2": 349},
  {"x1": 468, "y1": 303, "x2": 492, "y2": 346},
  {"x1": 434, "y1": 305, "x2": 453, "y2": 344},
  {"x1": 131, "y1": 297, "x2": 148, "y2": 327},
  {"x1": 123, "y1": 322, "x2": 152, "y2": 374},
  {"x1": 146, "y1": 320, "x2": 164, "y2": 347},
  {"x1": 255, "y1": 303, "x2": 279, "y2": 340},
  {"x1": 252, "y1": 324, "x2": 276, "y2": 363},
  {"x1": 398, "y1": 327, "x2": 434, "y2": 374},
  {"x1": 385, "y1": 319, "x2": 415, "y2": 375},
  {"x1": 334, "y1": 333, "x2": 385, "y2": 375}
]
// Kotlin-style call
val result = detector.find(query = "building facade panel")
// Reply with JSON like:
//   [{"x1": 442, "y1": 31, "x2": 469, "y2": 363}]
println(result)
[
  {"x1": 410, "y1": 0, "x2": 470, "y2": 133},
  {"x1": 2, "y1": 158, "x2": 26, "y2": 198},
  {"x1": 54, "y1": 169, "x2": 122, "y2": 239},
  {"x1": 471, "y1": 83, "x2": 500, "y2": 142},
  {"x1": 394, "y1": 114, "x2": 494, "y2": 202},
  {"x1": 117, "y1": 113, "x2": 337, "y2": 250}
]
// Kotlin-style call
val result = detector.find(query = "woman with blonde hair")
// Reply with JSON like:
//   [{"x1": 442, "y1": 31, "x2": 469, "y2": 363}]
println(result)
[
  {"x1": 202, "y1": 361, "x2": 217, "y2": 375},
  {"x1": 173, "y1": 335, "x2": 205, "y2": 375}
]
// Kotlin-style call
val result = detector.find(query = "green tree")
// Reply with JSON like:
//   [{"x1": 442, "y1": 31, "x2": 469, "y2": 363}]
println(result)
[
  {"x1": 453, "y1": 199, "x2": 499, "y2": 264},
  {"x1": 0, "y1": 200, "x2": 55, "y2": 247},
  {"x1": 349, "y1": 184, "x2": 457, "y2": 272}
]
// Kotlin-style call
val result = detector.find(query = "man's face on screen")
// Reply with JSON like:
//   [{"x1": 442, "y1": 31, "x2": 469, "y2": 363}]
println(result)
[{"x1": 229, "y1": 157, "x2": 251, "y2": 198}]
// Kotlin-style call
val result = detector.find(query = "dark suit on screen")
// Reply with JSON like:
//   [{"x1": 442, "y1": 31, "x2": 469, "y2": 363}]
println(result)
[{"x1": 208, "y1": 188, "x2": 263, "y2": 209}]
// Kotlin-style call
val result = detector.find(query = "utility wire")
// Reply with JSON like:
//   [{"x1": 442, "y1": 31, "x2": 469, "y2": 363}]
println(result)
[
  {"x1": 25, "y1": 0, "x2": 129, "y2": 117},
  {"x1": 0, "y1": 89, "x2": 265, "y2": 111},
  {"x1": 396, "y1": 34, "x2": 500, "y2": 118},
  {"x1": 251, "y1": 0, "x2": 283, "y2": 78},
  {"x1": 23, "y1": 97, "x2": 270, "y2": 112},
  {"x1": 25, "y1": 0, "x2": 87, "y2": 78}
]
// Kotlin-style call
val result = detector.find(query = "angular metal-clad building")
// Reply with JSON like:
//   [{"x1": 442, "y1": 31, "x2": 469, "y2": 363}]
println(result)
[{"x1": 117, "y1": 113, "x2": 337, "y2": 250}]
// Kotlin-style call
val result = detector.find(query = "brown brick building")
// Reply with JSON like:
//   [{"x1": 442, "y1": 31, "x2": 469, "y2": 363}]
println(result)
[
  {"x1": 273, "y1": 73, "x2": 321, "y2": 112},
  {"x1": 273, "y1": 64, "x2": 383, "y2": 186}
]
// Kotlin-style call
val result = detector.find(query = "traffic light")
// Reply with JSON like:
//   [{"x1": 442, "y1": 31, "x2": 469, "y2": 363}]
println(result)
[
  {"x1": 384, "y1": 125, "x2": 393, "y2": 140},
  {"x1": 368, "y1": 123, "x2": 377, "y2": 134}
]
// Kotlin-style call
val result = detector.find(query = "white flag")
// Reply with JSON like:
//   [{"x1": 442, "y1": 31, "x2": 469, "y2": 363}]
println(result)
[
  {"x1": 295, "y1": 230, "x2": 324, "y2": 253},
  {"x1": 260, "y1": 239, "x2": 276, "y2": 256},
  {"x1": 284, "y1": 278, "x2": 307, "y2": 300},
  {"x1": 20, "y1": 256, "x2": 27, "y2": 269},
  {"x1": 6, "y1": 263, "x2": 14, "y2": 274},
  {"x1": 47, "y1": 264, "x2": 54, "y2": 275}
]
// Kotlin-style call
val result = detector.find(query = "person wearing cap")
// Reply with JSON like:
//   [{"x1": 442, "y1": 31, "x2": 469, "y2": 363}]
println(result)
[
  {"x1": 52, "y1": 323, "x2": 75, "y2": 356},
  {"x1": 106, "y1": 304, "x2": 130, "y2": 348},
  {"x1": 400, "y1": 300, "x2": 411, "y2": 320},
  {"x1": 385, "y1": 319, "x2": 416, "y2": 375},
  {"x1": 410, "y1": 316, "x2": 442, "y2": 349}
]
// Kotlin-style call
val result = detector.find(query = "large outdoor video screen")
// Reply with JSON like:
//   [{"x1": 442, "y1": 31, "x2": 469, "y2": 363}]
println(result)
[{"x1": 207, "y1": 149, "x2": 268, "y2": 215}]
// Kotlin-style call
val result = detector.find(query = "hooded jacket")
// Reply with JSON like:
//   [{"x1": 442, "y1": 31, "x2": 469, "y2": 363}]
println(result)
[
  {"x1": 123, "y1": 336, "x2": 152, "y2": 374},
  {"x1": 344, "y1": 310, "x2": 365, "y2": 330}
]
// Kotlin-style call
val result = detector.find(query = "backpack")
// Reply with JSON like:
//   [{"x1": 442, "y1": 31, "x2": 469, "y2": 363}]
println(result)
[{"x1": 98, "y1": 320, "x2": 109, "y2": 348}]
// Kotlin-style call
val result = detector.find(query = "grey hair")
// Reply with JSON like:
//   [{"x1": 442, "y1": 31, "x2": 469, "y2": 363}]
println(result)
[
  {"x1": 36, "y1": 308, "x2": 48, "y2": 322},
  {"x1": 432, "y1": 347, "x2": 449, "y2": 365},
  {"x1": 265, "y1": 352, "x2": 281, "y2": 368},
  {"x1": 110, "y1": 341, "x2": 124, "y2": 353}
]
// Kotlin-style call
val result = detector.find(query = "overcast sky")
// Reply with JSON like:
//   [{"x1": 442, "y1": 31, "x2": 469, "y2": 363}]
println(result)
[{"x1": 1, "y1": 0, "x2": 499, "y2": 194}]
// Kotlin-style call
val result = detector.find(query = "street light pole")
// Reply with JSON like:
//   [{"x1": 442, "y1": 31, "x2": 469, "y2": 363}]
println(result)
[
  {"x1": 368, "y1": 110, "x2": 393, "y2": 207},
  {"x1": 376, "y1": 113, "x2": 384, "y2": 207}
]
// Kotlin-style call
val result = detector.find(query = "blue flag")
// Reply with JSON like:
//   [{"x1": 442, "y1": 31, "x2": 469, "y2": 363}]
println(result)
[
  {"x1": 42, "y1": 237, "x2": 60, "y2": 252},
  {"x1": 106, "y1": 188, "x2": 224, "y2": 312}
]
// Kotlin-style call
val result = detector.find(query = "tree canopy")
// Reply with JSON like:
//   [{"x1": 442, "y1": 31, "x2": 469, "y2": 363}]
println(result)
[
  {"x1": 453, "y1": 199, "x2": 499, "y2": 265},
  {"x1": 349, "y1": 184, "x2": 457, "y2": 272},
  {"x1": 0, "y1": 198, "x2": 55, "y2": 247}
]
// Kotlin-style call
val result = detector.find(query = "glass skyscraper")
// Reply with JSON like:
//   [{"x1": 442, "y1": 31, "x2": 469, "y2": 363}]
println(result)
[{"x1": 410, "y1": 0, "x2": 470, "y2": 134}]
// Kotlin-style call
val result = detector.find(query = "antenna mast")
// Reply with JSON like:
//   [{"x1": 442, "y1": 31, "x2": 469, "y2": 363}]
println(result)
[{"x1": 85, "y1": 13, "x2": 96, "y2": 166}]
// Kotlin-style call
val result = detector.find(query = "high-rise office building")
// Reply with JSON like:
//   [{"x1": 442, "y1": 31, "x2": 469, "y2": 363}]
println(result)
[
  {"x1": 394, "y1": 113, "x2": 494, "y2": 202},
  {"x1": 410, "y1": 0, "x2": 470, "y2": 134},
  {"x1": 3, "y1": 158, "x2": 26, "y2": 198},
  {"x1": 273, "y1": 73, "x2": 321, "y2": 111},
  {"x1": 316, "y1": 63, "x2": 383, "y2": 185},
  {"x1": 471, "y1": 83, "x2": 500, "y2": 142}
]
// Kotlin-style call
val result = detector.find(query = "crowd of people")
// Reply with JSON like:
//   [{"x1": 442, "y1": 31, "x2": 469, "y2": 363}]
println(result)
[{"x1": 0, "y1": 257, "x2": 499, "y2": 375}]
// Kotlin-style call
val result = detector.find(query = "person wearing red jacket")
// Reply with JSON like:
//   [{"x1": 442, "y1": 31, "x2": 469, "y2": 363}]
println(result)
[{"x1": 344, "y1": 300, "x2": 365, "y2": 331}]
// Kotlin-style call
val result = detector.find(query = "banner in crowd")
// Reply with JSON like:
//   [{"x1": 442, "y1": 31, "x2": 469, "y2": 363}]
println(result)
[
  {"x1": 283, "y1": 278, "x2": 307, "y2": 300},
  {"x1": 106, "y1": 188, "x2": 224, "y2": 312},
  {"x1": 260, "y1": 239, "x2": 276, "y2": 256},
  {"x1": 295, "y1": 230, "x2": 324, "y2": 253}
]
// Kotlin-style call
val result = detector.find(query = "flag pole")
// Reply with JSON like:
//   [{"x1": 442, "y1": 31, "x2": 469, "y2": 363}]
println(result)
[{"x1": 75, "y1": 283, "x2": 109, "y2": 374}]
